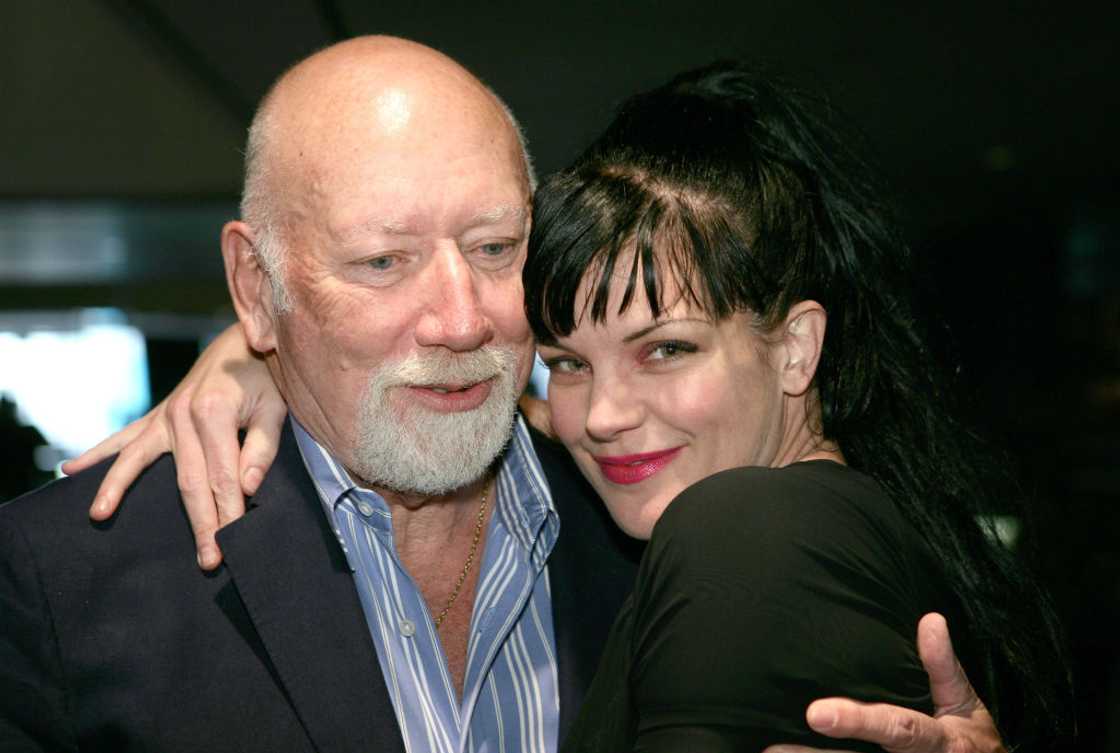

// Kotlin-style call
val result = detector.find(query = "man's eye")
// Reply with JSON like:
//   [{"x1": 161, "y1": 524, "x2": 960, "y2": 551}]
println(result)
[
  {"x1": 479, "y1": 242, "x2": 513, "y2": 257},
  {"x1": 367, "y1": 256, "x2": 396, "y2": 271}
]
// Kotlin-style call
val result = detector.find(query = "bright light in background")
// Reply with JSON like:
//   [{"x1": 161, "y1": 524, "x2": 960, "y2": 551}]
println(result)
[
  {"x1": 0, "y1": 311, "x2": 150, "y2": 460},
  {"x1": 529, "y1": 357, "x2": 550, "y2": 399}
]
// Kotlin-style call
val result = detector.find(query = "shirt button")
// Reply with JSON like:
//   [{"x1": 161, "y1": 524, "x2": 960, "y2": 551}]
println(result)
[
  {"x1": 400, "y1": 619, "x2": 416, "y2": 637},
  {"x1": 357, "y1": 501, "x2": 374, "y2": 517}
]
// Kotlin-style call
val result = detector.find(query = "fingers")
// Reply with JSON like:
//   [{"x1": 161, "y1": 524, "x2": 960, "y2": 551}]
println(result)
[
  {"x1": 806, "y1": 698, "x2": 946, "y2": 753},
  {"x1": 238, "y1": 396, "x2": 286, "y2": 496},
  {"x1": 191, "y1": 392, "x2": 249, "y2": 529},
  {"x1": 799, "y1": 617, "x2": 999, "y2": 753},
  {"x1": 77, "y1": 322, "x2": 273, "y2": 571},
  {"x1": 87, "y1": 422, "x2": 170, "y2": 520},
  {"x1": 66, "y1": 412, "x2": 153, "y2": 475},
  {"x1": 518, "y1": 393, "x2": 555, "y2": 438},
  {"x1": 917, "y1": 612, "x2": 976, "y2": 713},
  {"x1": 168, "y1": 396, "x2": 224, "y2": 570}
]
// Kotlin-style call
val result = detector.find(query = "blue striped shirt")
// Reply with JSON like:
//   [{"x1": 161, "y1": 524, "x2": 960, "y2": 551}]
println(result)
[{"x1": 292, "y1": 415, "x2": 561, "y2": 753}]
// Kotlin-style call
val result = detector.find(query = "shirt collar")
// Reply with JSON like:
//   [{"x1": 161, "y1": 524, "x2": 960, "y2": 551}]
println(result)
[{"x1": 291, "y1": 416, "x2": 359, "y2": 509}]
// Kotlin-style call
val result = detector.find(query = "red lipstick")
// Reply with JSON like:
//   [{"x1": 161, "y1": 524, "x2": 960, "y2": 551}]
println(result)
[{"x1": 592, "y1": 447, "x2": 683, "y2": 485}]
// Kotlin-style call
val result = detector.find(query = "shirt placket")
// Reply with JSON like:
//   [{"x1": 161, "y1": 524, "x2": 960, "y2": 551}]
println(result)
[{"x1": 342, "y1": 489, "x2": 462, "y2": 753}]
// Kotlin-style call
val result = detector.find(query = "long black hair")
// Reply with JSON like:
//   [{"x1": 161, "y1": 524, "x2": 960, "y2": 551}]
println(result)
[{"x1": 523, "y1": 61, "x2": 1073, "y2": 748}]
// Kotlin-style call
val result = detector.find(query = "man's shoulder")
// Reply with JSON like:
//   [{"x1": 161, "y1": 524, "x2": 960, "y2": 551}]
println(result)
[
  {"x1": 524, "y1": 426, "x2": 644, "y2": 563},
  {"x1": 2, "y1": 452, "x2": 177, "y2": 525},
  {"x1": 0, "y1": 451, "x2": 189, "y2": 567},
  {"x1": 522, "y1": 427, "x2": 604, "y2": 522},
  {"x1": 524, "y1": 426, "x2": 583, "y2": 487}
]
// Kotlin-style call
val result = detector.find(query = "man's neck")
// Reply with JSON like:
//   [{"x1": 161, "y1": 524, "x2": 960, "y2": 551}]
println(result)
[
  {"x1": 375, "y1": 474, "x2": 491, "y2": 561},
  {"x1": 379, "y1": 474, "x2": 493, "y2": 699}
]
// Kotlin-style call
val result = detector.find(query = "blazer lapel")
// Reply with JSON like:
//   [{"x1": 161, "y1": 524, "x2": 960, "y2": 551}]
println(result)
[{"x1": 217, "y1": 424, "x2": 405, "y2": 753}]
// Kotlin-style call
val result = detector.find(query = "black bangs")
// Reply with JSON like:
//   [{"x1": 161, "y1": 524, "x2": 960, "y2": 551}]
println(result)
[{"x1": 524, "y1": 167, "x2": 767, "y2": 344}]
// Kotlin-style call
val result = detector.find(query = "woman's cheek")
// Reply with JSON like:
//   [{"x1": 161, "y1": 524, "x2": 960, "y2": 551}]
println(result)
[
  {"x1": 644, "y1": 369, "x2": 723, "y2": 431},
  {"x1": 547, "y1": 382, "x2": 587, "y2": 447}
]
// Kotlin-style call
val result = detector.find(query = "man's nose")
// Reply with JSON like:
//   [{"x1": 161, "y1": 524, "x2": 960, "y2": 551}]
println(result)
[
  {"x1": 584, "y1": 375, "x2": 644, "y2": 442},
  {"x1": 414, "y1": 246, "x2": 493, "y2": 352}
]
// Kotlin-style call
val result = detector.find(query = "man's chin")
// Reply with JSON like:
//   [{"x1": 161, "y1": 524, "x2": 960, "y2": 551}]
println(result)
[{"x1": 354, "y1": 390, "x2": 518, "y2": 496}]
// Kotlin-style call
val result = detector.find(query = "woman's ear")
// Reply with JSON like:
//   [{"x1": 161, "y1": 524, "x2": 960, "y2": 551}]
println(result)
[
  {"x1": 777, "y1": 300, "x2": 827, "y2": 397},
  {"x1": 221, "y1": 221, "x2": 279, "y2": 353}
]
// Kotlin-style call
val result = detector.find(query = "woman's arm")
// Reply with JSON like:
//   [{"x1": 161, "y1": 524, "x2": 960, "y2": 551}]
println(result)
[
  {"x1": 62, "y1": 325, "x2": 558, "y2": 570},
  {"x1": 62, "y1": 323, "x2": 286, "y2": 569}
]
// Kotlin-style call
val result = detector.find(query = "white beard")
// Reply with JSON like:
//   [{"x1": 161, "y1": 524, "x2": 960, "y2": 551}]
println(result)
[{"x1": 351, "y1": 346, "x2": 520, "y2": 495}]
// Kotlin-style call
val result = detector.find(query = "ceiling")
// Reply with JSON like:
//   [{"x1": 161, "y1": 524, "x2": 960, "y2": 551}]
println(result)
[{"x1": 1, "y1": 0, "x2": 1117, "y2": 311}]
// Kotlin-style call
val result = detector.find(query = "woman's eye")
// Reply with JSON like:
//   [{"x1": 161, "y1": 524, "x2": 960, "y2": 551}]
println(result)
[
  {"x1": 645, "y1": 340, "x2": 697, "y2": 361},
  {"x1": 542, "y1": 356, "x2": 587, "y2": 375}
]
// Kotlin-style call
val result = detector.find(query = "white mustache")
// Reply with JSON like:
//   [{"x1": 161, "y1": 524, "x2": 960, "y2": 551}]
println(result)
[{"x1": 376, "y1": 346, "x2": 517, "y2": 388}]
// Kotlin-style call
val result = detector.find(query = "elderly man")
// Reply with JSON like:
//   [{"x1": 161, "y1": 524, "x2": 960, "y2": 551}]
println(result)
[{"x1": 2, "y1": 37, "x2": 1001, "y2": 753}]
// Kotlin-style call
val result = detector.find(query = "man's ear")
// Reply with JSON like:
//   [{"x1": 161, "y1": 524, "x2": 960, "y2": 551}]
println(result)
[
  {"x1": 221, "y1": 221, "x2": 278, "y2": 353},
  {"x1": 777, "y1": 300, "x2": 827, "y2": 397}
]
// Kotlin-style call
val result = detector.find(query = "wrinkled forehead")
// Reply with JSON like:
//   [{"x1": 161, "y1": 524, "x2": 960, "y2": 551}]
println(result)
[{"x1": 281, "y1": 123, "x2": 529, "y2": 246}]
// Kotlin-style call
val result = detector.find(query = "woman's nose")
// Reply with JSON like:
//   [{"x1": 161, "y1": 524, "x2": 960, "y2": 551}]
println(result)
[{"x1": 584, "y1": 377, "x2": 644, "y2": 441}]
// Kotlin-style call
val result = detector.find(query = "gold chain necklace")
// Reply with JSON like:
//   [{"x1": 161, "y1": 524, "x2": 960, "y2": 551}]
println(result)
[{"x1": 432, "y1": 479, "x2": 489, "y2": 629}]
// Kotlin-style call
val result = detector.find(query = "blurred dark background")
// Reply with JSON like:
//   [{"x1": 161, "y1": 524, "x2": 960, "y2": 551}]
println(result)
[{"x1": 1, "y1": 1, "x2": 1117, "y2": 747}]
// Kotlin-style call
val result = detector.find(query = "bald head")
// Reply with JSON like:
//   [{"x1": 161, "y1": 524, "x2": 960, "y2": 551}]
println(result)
[{"x1": 241, "y1": 36, "x2": 535, "y2": 309}]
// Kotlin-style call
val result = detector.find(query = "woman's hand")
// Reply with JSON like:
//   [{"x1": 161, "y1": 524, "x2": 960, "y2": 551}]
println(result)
[
  {"x1": 763, "y1": 613, "x2": 1005, "y2": 753},
  {"x1": 62, "y1": 323, "x2": 286, "y2": 570},
  {"x1": 518, "y1": 393, "x2": 555, "y2": 439}
]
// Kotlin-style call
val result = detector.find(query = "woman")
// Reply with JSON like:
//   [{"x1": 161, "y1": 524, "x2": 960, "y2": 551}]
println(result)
[
  {"x1": 72, "y1": 62, "x2": 1071, "y2": 749},
  {"x1": 522, "y1": 61, "x2": 1069, "y2": 751}
]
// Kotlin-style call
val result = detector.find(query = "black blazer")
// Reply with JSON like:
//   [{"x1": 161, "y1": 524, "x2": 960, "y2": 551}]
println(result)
[{"x1": 0, "y1": 422, "x2": 641, "y2": 752}]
